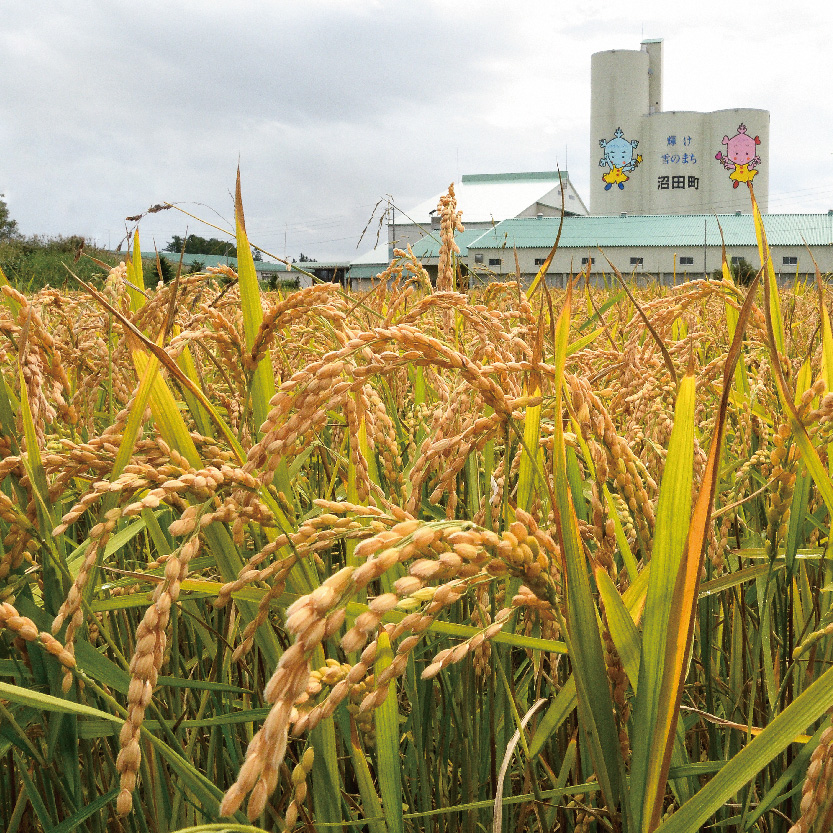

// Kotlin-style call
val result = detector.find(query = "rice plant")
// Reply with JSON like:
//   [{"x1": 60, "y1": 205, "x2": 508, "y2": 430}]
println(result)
[{"x1": 2, "y1": 175, "x2": 833, "y2": 833}]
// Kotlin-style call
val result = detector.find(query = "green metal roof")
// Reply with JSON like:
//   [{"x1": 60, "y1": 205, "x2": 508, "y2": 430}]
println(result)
[
  {"x1": 467, "y1": 214, "x2": 833, "y2": 250},
  {"x1": 143, "y1": 252, "x2": 290, "y2": 272},
  {"x1": 145, "y1": 252, "x2": 236, "y2": 268},
  {"x1": 349, "y1": 265, "x2": 381, "y2": 280},
  {"x1": 461, "y1": 171, "x2": 569, "y2": 184},
  {"x1": 410, "y1": 228, "x2": 489, "y2": 259}
]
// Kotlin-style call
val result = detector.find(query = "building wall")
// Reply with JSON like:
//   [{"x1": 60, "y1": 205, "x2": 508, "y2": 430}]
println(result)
[
  {"x1": 516, "y1": 193, "x2": 569, "y2": 218},
  {"x1": 466, "y1": 244, "x2": 829, "y2": 285},
  {"x1": 644, "y1": 39, "x2": 663, "y2": 114},
  {"x1": 390, "y1": 221, "x2": 493, "y2": 252}
]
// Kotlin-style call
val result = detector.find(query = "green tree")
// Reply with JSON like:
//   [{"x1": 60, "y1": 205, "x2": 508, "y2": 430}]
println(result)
[
  {"x1": 146, "y1": 254, "x2": 174, "y2": 284},
  {"x1": 164, "y1": 234, "x2": 236, "y2": 257},
  {"x1": 0, "y1": 194, "x2": 19, "y2": 240}
]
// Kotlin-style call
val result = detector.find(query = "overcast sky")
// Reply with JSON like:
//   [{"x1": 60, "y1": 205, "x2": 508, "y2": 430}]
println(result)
[{"x1": 2, "y1": 1, "x2": 832, "y2": 262}]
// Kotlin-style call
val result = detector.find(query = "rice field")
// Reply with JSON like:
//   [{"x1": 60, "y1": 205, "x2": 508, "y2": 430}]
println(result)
[{"x1": 2, "y1": 178, "x2": 833, "y2": 833}]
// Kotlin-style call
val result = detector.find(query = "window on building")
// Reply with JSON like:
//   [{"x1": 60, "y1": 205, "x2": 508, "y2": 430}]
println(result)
[
  {"x1": 474, "y1": 253, "x2": 483, "y2": 264},
  {"x1": 488, "y1": 258, "x2": 501, "y2": 267},
  {"x1": 534, "y1": 258, "x2": 546, "y2": 266},
  {"x1": 679, "y1": 256, "x2": 694, "y2": 265},
  {"x1": 731, "y1": 256, "x2": 744, "y2": 266},
  {"x1": 783, "y1": 256, "x2": 798, "y2": 265},
  {"x1": 581, "y1": 257, "x2": 591, "y2": 265},
  {"x1": 630, "y1": 257, "x2": 643, "y2": 266}
]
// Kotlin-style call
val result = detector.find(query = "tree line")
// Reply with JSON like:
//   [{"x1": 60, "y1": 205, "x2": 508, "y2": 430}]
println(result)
[{"x1": 163, "y1": 235, "x2": 237, "y2": 257}]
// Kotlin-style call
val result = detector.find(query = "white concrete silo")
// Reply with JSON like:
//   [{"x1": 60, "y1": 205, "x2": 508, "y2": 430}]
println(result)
[
  {"x1": 706, "y1": 109, "x2": 770, "y2": 213},
  {"x1": 589, "y1": 39, "x2": 769, "y2": 216},
  {"x1": 590, "y1": 47, "x2": 651, "y2": 215},
  {"x1": 642, "y1": 111, "x2": 710, "y2": 214}
]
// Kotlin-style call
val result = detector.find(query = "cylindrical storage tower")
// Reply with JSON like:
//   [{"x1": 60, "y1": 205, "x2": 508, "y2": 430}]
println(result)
[
  {"x1": 643, "y1": 111, "x2": 710, "y2": 214},
  {"x1": 590, "y1": 49, "x2": 650, "y2": 215},
  {"x1": 705, "y1": 108, "x2": 770, "y2": 213}
]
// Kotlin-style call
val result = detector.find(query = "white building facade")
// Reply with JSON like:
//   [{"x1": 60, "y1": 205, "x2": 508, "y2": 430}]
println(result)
[{"x1": 390, "y1": 171, "x2": 588, "y2": 253}]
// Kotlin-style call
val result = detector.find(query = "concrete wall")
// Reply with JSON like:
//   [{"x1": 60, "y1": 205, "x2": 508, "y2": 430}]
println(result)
[
  {"x1": 389, "y1": 222, "x2": 432, "y2": 252},
  {"x1": 465, "y1": 244, "x2": 830, "y2": 285},
  {"x1": 389, "y1": 220, "x2": 496, "y2": 252},
  {"x1": 644, "y1": 39, "x2": 663, "y2": 114}
]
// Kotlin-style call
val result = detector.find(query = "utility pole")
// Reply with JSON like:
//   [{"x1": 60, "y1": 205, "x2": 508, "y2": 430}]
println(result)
[{"x1": 388, "y1": 197, "x2": 395, "y2": 260}]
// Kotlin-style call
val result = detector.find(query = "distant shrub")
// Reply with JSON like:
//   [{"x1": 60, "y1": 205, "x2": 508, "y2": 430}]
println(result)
[
  {"x1": 0, "y1": 235, "x2": 118, "y2": 291},
  {"x1": 712, "y1": 256, "x2": 757, "y2": 286}
]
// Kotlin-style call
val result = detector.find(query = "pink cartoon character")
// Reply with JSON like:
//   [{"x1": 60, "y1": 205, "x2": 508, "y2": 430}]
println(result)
[{"x1": 715, "y1": 123, "x2": 761, "y2": 188}]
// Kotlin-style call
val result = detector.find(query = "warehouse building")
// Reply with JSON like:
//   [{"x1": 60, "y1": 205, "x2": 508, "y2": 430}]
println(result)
[
  {"x1": 347, "y1": 243, "x2": 391, "y2": 289},
  {"x1": 463, "y1": 213, "x2": 833, "y2": 286},
  {"x1": 389, "y1": 170, "x2": 587, "y2": 253},
  {"x1": 353, "y1": 212, "x2": 833, "y2": 292}
]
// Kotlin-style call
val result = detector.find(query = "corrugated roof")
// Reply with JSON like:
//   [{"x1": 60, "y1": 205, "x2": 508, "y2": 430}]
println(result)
[
  {"x1": 468, "y1": 214, "x2": 833, "y2": 250},
  {"x1": 143, "y1": 252, "x2": 288, "y2": 271},
  {"x1": 348, "y1": 243, "x2": 391, "y2": 279},
  {"x1": 409, "y1": 228, "x2": 488, "y2": 259},
  {"x1": 461, "y1": 171, "x2": 569, "y2": 183},
  {"x1": 146, "y1": 252, "x2": 237, "y2": 268},
  {"x1": 404, "y1": 171, "x2": 585, "y2": 224}
]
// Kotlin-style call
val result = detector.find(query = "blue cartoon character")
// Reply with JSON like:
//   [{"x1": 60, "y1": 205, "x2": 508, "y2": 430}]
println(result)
[
  {"x1": 714, "y1": 123, "x2": 761, "y2": 188},
  {"x1": 599, "y1": 127, "x2": 642, "y2": 190}
]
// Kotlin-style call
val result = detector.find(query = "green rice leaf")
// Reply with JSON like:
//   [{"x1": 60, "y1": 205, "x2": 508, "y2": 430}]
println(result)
[
  {"x1": 374, "y1": 630, "x2": 404, "y2": 833},
  {"x1": 656, "y1": 665, "x2": 833, "y2": 833},
  {"x1": 630, "y1": 372, "x2": 695, "y2": 833},
  {"x1": 552, "y1": 279, "x2": 621, "y2": 810}
]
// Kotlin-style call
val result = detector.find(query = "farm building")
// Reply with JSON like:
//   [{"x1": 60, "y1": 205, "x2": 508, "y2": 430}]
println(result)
[
  {"x1": 349, "y1": 171, "x2": 587, "y2": 288},
  {"x1": 350, "y1": 213, "x2": 833, "y2": 291},
  {"x1": 389, "y1": 170, "x2": 588, "y2": 253},
  {"x1": 145, "y1": 251, "x2": 349, "y2": 288},
  {"x1": 346, "y1": 38, "x2": 831, "y2": 289},
  {"x1": 347, "y1": 243, "x2": 391, "y2": 290},
  {"x1": 463, "y1": 212, "x2": 833, "y2": 286}
]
